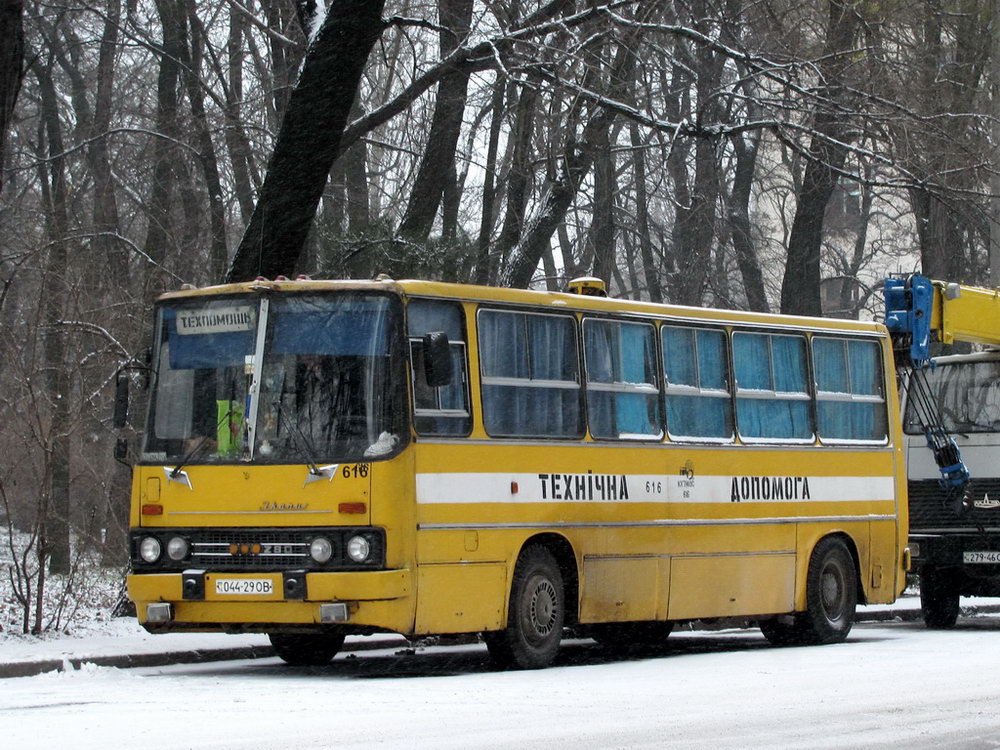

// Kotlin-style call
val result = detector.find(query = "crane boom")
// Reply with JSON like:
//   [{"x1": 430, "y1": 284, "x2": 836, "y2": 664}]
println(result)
[
  {"x1": 882, "y1": 274, "x2": 996, "y2": 508},
  {"x1": 884, "y1": 273, "x2": 1000, "y2": 627}
]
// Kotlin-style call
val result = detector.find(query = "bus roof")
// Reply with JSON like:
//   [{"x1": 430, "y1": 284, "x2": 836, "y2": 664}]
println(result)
[{"x1": 157, "y1": 277, "x2": 887, "y2": 336}]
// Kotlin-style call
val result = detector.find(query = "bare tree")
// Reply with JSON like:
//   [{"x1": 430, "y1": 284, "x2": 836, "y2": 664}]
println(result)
[{"x1": 226, "y1": 0, "x2": 388, "y2": 281}]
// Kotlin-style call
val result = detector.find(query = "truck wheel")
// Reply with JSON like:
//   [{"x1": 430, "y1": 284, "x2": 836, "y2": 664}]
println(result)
[
  {"x1": 484, "y1": 545, "x2": 565, "y2": 669},
  {"x1": 760, "y1": 537, "x2": 857, "y2": 646},
  {"x1": 920, "y1": 569, "x2": 960, "y2": 629},
  {"x1": 269, "y1": 632, "x2": 345, "y2": 666}
]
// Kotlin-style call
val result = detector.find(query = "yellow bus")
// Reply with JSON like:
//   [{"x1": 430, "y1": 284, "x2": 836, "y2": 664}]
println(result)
[{"x1": 124, "y1": 276, "x2": 908, "y2": 668}]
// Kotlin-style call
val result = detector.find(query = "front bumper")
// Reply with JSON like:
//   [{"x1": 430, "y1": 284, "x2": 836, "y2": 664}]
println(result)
[{"x1": 128, "y1": 568, "x2": 412, "y2": 633}]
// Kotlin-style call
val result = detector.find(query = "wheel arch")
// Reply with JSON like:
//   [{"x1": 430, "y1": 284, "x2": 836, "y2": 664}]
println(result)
[{"x1": 511, "y1": 533, "x2": 579, "y2": 627}]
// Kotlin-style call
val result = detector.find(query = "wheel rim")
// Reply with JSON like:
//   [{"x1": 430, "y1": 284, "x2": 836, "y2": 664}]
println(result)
[
  {"x1": 527, "y1": 575, "x2": 558, "y2": 639},
  {"x1": 820, "y1": 560, "x2": 847, "y2": 621}
]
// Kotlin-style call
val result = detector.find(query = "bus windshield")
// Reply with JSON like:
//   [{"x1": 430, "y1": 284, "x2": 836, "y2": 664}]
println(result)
[
  {"x1": 143, "y1": 291, "x2": 406, "y2": 465},
  {"x1": 904, "y1": 358, "x2": 1000, "y2": 434}
]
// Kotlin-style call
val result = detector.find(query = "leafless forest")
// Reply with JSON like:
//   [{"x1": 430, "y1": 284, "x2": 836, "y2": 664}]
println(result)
[{"x1": 0, "y1": 0, "x2": 996, "y2": 632}]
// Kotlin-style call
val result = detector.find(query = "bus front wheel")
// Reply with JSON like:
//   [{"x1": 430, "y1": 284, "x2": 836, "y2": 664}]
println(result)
[
  {"x1": 484, "y1": 545, "x2": 565, "y2": 669},
  {"x1": 269, "y1": 631, "x2": 345, "y2": 666},
  {"x1": 920, "y1": 568, "x2": 960, "y2": 629},
  {"x1": 760, "y1": 537, "x2": 857, "y2": 646}
]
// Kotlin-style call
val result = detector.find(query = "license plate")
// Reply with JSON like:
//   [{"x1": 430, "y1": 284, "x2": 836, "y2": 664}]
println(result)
[
  {"x1": 214, "y1": 578, "x2": 273, "y2": 595},
  {"x1": 963, "y1": 551, "x2": 1000, "y2": 564}
]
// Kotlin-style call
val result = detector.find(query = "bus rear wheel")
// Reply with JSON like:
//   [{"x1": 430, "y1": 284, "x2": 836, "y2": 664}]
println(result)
[
  {"x1": 760, "y1": 537, "x2": 857, "y2": 646},
  {"x1": 269, "y1": 631, "x2": 345, "y2": 666},
  {"x1": 484, "y1": 545, "x2": 565, "y2": 669},
  {"x1": 920, "y1": 568, "x2": 960, "y2": 629}
]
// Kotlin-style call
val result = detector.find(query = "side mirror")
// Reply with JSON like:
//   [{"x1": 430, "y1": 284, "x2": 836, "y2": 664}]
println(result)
[
  {"x1": 422, "y1": 331, "x2": 453, "y2": 387},
  {"x1": 141, "y1": 347, "x2": 152, "y2": 390},
  {"x1": 114, "y1": 437, "x2": 128, "y2": 462},
  {"x1": 113, "y1": 373, "x2": 129, "y2": 428}
]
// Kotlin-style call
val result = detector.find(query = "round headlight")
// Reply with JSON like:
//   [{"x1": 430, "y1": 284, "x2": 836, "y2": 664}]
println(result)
[
  {"x1": 166, "y1": 536, "x2": 189, "y2": 561},
  {"x1": 346, "y1": 535, "x2": 370, "y2": 563},
  {"x1": 310, "y1": 536, "x2": 333, "y2": 563},
  {"x1": 139, "y1": 536, "x2": 162, "y2": 563}
]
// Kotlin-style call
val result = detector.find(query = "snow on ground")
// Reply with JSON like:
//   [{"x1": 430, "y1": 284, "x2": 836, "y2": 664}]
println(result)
[
  {"x1": 4, "y1": 620, "x2": 1000, "y2": 749},
  {"x1": 6, "y1": 526, "x2": 1000, "y2": 749}
]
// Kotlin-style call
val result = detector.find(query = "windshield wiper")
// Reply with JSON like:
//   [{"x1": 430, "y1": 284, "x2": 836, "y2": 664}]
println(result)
[
  {"x1": 272, "y1": 402, "x2": 337, "y2": 485},
  {"x1": 166, "y1": 407, "x2": 238, "y2": 487}
]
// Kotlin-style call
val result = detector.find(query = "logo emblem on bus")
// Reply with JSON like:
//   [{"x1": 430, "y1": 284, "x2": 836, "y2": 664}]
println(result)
[
  {"x1": 258, "y1": 501, "x2": 309, "y2": 511},
  {"x1": 680, "y1": 461, "x2": 695, "y2": 479}
]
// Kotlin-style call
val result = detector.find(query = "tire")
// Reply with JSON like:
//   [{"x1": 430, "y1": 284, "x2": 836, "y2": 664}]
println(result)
[
  {"x1": 760, "y1": 536, "x2": 857, "y2": 646},
  {"x1": 269, "y1": 631, "x2": 345, "y2": 666},
  {"x1": 484, "y1": 545, "x2": 565, "y2": 669},
  {"x1": 920, "y1": 569, "x2": 960, "y2": 629},
  {"x1": 591, "y1": 621, "x2": 674, "y2": 648}
]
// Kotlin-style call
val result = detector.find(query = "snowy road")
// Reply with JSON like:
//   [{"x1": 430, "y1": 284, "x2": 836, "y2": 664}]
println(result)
[{"x1": 4, "y1": 619, "x2": 1000, "y2": 749}]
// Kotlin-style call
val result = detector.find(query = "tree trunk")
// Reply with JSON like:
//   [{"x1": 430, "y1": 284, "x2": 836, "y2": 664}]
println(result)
[
  {"x1": 779, "y1": 0, "x2": 862, "y2": 315},
  {"x1": 586, "y1": 122, "x2": 615, "y2": 285},
  {"x1": 0, "y1": 0, "x2": 23, "y2": 196},
  {"x1": 729, "y1": 128, "x2": 769, "y2": 313},
  {"x1": 93, "y1": 0, "x2": 126, "y2": 284},
  {"x1": 992, "y1": 0, "x2": 1000, "y2": 286},
  {"x1": 224, "y1": 5, "x2": 257, "y2": 225},
  {"x1": 143, "y1": 0, "x2": 185, "y2": 290},
  {"x1": 182, "y1": 0, "x2": 228, "y2": 283},
  {"x1": 501, "y1": 102, "x2": 618, "y2": 289},
  {"x1": 474, "y1": 76, "x2": 508, "y2": 284},
  {"x1": 227, "y1": 0, "x2": 387, "y2": 282},
  {"x1": 34, "y1": 56, "x2": 72, "y2": 576},
  {"x1": 629, "y1": 122, "x2": 662, "y2": 303},
  {"x1": 397, "y1": 0, "x2": 473, "y2": 241},
  {"x1": 492, "y1": 80, "x2": 539, "y2": 275}
]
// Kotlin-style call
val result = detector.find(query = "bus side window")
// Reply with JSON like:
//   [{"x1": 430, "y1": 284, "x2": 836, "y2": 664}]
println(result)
[
  {"x1": 813, "y1": 336, "x2": 887, "y2": 442},
  {"x1": 733, "y1": 332, "x2": 813, "y2": 442},
  {"x1": 478, "y1": 309, "x2": 584, "y2": 438},
  {"x1": 662, "y1": 325, "x2": 733, "y2": 440},
  {"x1": 407, "y1": 300, "x2": 471, "y2": 436},
  {"x1": 583, "y1": 318, "x2": 662, "y2": 440}
]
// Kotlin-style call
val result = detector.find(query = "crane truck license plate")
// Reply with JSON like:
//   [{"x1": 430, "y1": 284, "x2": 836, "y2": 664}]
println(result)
[{"x1": 963, "y1": 551, "x2": 1000, "y2": 564}]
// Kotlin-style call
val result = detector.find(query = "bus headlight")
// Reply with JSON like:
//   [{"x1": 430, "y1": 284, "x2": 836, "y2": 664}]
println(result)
[
  {"x1": 166, "y1": 536, "x2": 189, "y2": 561},
  {"x1": 310, "y1": 537, "x2": 333, "y2": 563},
  {"x1": 346, "y1": 535, "x2": 371, "y2": 563},
  {"x1": 139, "y1": 536, "x2": 162, "y2": 563}
]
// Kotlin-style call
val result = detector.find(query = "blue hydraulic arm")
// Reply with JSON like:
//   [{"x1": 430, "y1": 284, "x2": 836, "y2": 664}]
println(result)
[{"x1": 884, "y1": 274, "x2": 971, "y2": 513}]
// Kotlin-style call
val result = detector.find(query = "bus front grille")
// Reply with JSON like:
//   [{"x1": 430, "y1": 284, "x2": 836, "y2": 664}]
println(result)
[{"x1": 191, "y1": 530, "x2": 309, "y2": 568}]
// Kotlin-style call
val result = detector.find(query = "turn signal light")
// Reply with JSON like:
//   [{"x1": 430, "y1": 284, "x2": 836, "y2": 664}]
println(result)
[
  {"x1": 339, "y1": 502, "x2": 367, "y2": 514},
  {"x1": 142, "y1": 504, "x2": 163, "y2": 516}
]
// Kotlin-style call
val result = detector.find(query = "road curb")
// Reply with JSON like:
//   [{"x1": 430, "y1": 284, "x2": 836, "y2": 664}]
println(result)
[
  {"x1": 0, "y1": 636, "x2": 405, "y2": 679},
  {"x1": 5, "y1": 604, "x2": 1000, "y2": 679}
]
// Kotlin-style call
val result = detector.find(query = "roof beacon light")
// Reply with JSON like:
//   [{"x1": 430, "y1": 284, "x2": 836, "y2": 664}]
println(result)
[{"x1": 566, "y1": 276, "x2": 608, "y2": 297}]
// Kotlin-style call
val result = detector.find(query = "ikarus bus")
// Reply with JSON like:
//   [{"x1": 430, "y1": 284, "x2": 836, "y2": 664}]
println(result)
[{"x1": 122, "y1": 276, "x2": 909, "y2": 669}]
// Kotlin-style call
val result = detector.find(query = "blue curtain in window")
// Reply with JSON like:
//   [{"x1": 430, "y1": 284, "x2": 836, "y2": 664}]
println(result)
[
  {"x1": 697, "y1": 330, "x2": 728, "y2": 390},
  {"x1": 481, "y1": 311, "x2": 581, "y2": 437},
  {"x1": 734, "y1": 333, "x2": 811, "y2": 439},
  {"x1": 663, "y1": 326, "x2": 730, "y2": 438},
  {"x1": 616, "y1": 324, "x2": 658, "y2": 436},
  {"x1": 664, "y1": 327, "x2": 696, "y2": 385},
  {"x1": 584, "y1": 321, "x2": 615, "y2": 438},
  {"x1": 813, "y1": 337, "x2": 884, "y2": 440},
  {"x1": 848, "y1": 340, "x2": 880, "y2": 395}
]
